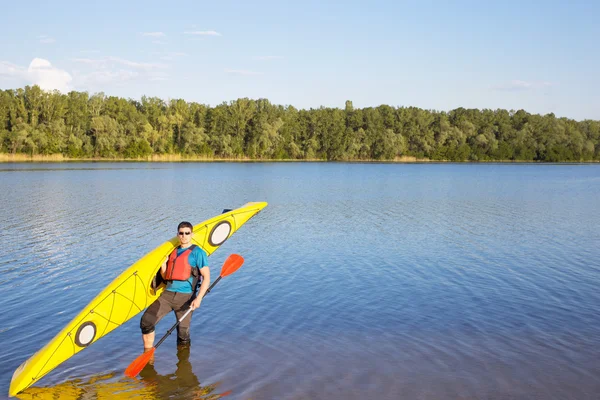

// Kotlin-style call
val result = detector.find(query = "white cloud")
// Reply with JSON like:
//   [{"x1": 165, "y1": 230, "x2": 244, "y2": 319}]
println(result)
[
  {"x1": 225, "y1": 69, "x2": 262, "y2": 76},
  {"x1": 72, "y1": 58, "x2": 99, "y2": 65},
  {"x1": 142, "y1": 32, "x2": 165, "y2": 37},
  {"x1": 1, "y1": 55, "x2": 171, "y2": 91},
  {"x1": 72, "y1": 56, "x2": 167, "y2": 70},
  {"x1": 38, "y1": 35, "x2": 56, "y2": 44},
  {"x1": 491, "y1": 80, "x2": 554, "y2": 91},
  {"x1": 77, "y1": 70, "x2": 139, "y2": 86},
  {"x1": 152, "y1": 52, "x2": 188, "y2": 61},
  {"x1": 0, "y1": 58, "x2": 71, "y2": 92},
  {"x1": 0, "y1": 61, "x2": 22, "y2": 76},
  {"x1": 107, "y1": 56, "x2": 167, "y2": 70},
  {"x1": 28, "y1": 58, "x2": 72, "y2": 91},
  {"x1": 184, "y1": 30, "x2": 222, "y2": 36},
  {"x1": 254, "y1": 56, "x2": 284, "y2": 61},
  {"x1": 70, "y1": 56, "x2": 169, "y2": 87}
]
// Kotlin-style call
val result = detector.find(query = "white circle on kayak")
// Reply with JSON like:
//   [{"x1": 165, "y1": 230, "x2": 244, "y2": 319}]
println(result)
[
  {"x1": 209, "y1": 221, "x2": 231, "y2": 246},
  {"x1": 75, "y1": 322, "x2": 96, "y2": 347}
]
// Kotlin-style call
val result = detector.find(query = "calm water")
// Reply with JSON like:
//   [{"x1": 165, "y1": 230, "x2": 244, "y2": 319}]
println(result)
[{"x1": 0, "y1": 162, "x2": 599, "y2": 400}]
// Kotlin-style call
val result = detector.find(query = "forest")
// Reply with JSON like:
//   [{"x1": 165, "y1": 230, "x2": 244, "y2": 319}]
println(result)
[{"x1": 1, "y1": 85, "x2": 598, "y2": 162}]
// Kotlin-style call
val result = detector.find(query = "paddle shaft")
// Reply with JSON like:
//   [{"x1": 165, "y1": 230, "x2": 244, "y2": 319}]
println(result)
[{"x1": 153, "y1": 275, "x2": 223, "y2": 349}]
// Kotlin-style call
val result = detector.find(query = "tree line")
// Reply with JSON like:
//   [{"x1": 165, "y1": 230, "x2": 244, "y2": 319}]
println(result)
[{"x1": 1, "y1": 85, "x2": 598, "y2": 161}]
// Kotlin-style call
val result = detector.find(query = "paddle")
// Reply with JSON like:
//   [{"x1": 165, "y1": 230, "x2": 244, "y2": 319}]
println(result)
[{"x1": 124, "y1": 253, "x2": 245, "y2": 378}]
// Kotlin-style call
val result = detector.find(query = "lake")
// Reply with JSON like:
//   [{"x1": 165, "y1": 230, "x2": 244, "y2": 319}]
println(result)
[{"x1": 0, "y1": 162, "x2": 599, "y2": 399}]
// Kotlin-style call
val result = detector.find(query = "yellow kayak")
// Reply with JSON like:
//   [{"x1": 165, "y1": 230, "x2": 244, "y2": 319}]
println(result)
[{"x1": 9, "y1": 202, "x2": 268, "y2": 397}]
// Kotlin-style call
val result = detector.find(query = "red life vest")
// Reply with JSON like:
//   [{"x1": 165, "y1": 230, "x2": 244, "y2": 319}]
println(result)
[{"x1": 164, "y1": 245, "x2": 197, "y2": 281}]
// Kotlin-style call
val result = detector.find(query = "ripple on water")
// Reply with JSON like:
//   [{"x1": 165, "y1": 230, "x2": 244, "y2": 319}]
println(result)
[{"x1": 1, "y1": 163, "x2": 600, "y2": 399}]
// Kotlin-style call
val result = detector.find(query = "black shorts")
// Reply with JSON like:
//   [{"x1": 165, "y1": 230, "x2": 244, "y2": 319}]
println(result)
[{"x1": 140, "y1": 291, "x2": 195, "y2": 343}]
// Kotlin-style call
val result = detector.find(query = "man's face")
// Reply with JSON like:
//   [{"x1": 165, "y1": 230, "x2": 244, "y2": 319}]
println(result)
[{"x1": 177, "y1": 227, "x2": 193, "y2": 246}]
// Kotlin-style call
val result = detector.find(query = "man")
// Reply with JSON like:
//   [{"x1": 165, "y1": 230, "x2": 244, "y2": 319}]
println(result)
[{"x1": 140, "y1": 221, "x2": 210, "y2": 349}]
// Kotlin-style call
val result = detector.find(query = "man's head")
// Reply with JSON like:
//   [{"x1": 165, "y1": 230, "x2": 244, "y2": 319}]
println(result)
[{"x1": 177, "y1": 221, "x2": 193, "y2": 246}]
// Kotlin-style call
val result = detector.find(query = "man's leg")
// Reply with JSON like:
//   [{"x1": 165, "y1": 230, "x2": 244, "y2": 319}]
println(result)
[
  {"x1": 140, "y1": 293, "x2": 173, "y2": 349},
  {"x1": 142, "y1": 332, "x2": 155, "y2": 350},
  {"x1": 173, "y1": 293, "x2": 194, "y2": 345}
]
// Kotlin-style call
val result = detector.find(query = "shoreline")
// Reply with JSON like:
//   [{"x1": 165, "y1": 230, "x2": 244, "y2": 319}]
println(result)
[
  {"x1": 1, "y1": 154, "x2": 598, "y2": 164},
  {"x1": 0, "y1": 154, "x2": 431, "y2": 163}
]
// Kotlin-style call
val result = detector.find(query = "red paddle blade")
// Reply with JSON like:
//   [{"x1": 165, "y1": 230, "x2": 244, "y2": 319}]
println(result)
[
  {"x1": 124, "y1": 347, "x2": 155, "y2": 378},
  {"x1": 220, "y1": 254, "x2": 244, "y2": 278}
]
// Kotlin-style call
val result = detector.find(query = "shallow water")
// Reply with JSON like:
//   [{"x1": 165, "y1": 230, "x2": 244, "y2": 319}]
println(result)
[{"x1": 0, "y1": 162, "x2": 599, "y2": 399}]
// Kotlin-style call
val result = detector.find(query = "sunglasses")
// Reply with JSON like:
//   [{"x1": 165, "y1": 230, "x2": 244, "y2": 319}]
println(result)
[{"x1": 178, "y1": 231, "x2": 192, "y2": 236}]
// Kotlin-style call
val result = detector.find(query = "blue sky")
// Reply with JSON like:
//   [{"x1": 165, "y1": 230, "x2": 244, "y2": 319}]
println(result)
[{"x1": 0, "y1": 0, "x2": 598, "y2": 120}]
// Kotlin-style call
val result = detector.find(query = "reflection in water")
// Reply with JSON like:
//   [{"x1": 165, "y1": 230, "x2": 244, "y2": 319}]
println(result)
[
  {"x1": 14, "y1": 373, "x2": 152, "y2": 400},
  {"x1": 139, "y1": 344, "x2": 231, "y2": 399},
  {"x1": 15, "y1": 345, "x2": 230, "y2": 400}
]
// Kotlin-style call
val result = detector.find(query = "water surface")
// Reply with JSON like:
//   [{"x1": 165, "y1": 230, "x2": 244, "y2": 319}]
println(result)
[{"x1": 0, "y1": 162, "x2": 599, "y2": 399}]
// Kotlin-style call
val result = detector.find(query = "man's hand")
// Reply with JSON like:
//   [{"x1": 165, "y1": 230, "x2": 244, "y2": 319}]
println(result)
[{"x1": 190, "y1": 297, "x2": 202, "y2": 310}]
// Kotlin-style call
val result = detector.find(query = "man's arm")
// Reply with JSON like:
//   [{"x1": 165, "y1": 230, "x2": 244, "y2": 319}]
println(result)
[
  {"x1": 159, "y1": 258, "x2": 167, "y2": 278},
  {"x1": 191, "y1": 266, "x2": 210, "y2": 310}
]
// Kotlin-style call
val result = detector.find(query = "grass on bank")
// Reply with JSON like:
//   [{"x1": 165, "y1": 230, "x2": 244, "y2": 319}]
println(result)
[
  {"x1": 0, "y1": 153, "x2": 433, "y2": 163},
  {"x1": 3, "y1": 153, "x2": 597, "y2": 163}
]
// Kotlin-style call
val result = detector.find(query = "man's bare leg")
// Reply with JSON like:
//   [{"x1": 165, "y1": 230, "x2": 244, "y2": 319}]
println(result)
[{"x1": 142, "y1": 332, "x2": 155, "y2": 350}]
